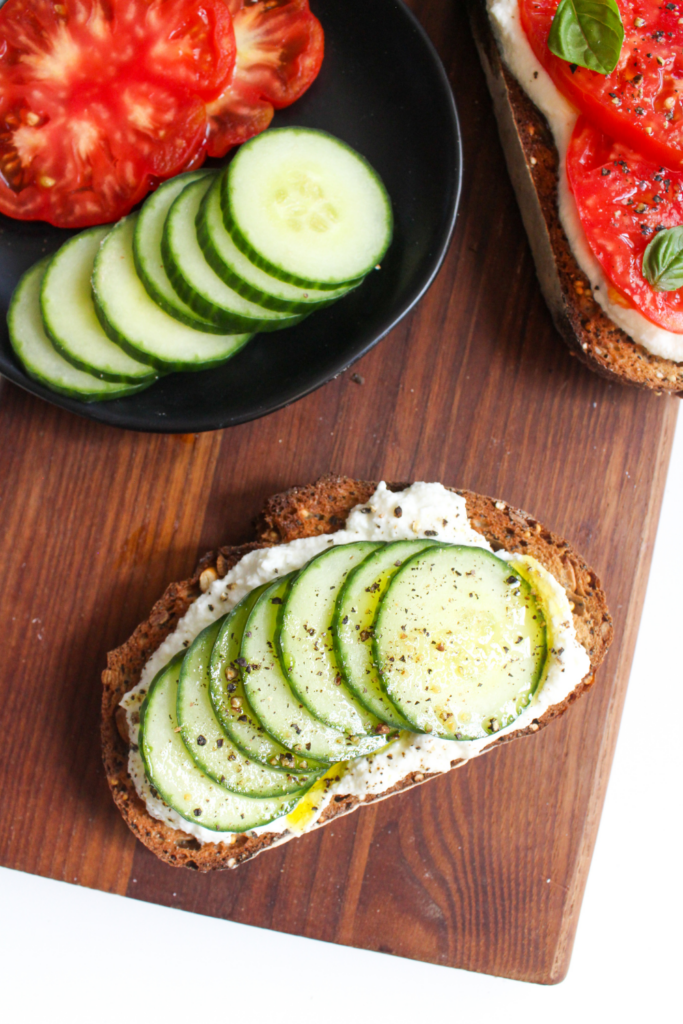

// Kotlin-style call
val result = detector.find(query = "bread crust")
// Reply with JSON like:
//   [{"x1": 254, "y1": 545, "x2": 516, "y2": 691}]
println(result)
[
  {"x1": 469, "y1": 0, "x2": 683, "y2": 396},
  {"x1": 102, "y1": 475, "x2": 613, "y2": 871}
]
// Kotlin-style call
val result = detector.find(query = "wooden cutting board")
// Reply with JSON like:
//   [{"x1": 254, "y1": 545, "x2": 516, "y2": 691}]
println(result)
[{"x1": 0, "y1": 0, "x2": 676, "y2": 984}]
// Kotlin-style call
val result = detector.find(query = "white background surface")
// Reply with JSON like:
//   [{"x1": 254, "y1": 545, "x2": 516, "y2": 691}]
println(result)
[{"x1": 2, "y1": 416, "x2": 681, "y2": 1022}]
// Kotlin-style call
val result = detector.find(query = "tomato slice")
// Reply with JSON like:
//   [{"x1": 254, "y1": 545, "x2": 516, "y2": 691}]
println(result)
[
  {"x1": 567, "y1": 115, "x2": 683, "y2": 332},
  {"x1": 206, "y1": 0, "x2": 324, "y2": 157},
  {"x1": 520, "y1": 0, "x2": 683, "y2": 171},
  {"x1": 0, "y1": 0, "x2": 235, "y2": 227}
]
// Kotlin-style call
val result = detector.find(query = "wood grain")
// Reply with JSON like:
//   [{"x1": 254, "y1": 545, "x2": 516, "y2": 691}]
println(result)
[{"x1": 0, "y1": 0, "x2": 677, "y2": 983}]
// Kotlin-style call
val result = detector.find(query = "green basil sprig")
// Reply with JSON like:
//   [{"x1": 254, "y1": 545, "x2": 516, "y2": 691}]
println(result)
[
  {"x1": 642, "y1": 227, "x2": 683, "y2": 292},
  {"x1": 548, "y1": 0, "x2": 624, "y2": 75}
]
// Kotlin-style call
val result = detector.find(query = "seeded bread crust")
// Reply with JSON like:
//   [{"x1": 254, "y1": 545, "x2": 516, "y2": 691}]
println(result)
[
  {"x1": 102, "y1": 475, "x2": 613, "y2": 872},
  {"x1": 469, "y1": 0, "x2": 683, "y2": 396}
]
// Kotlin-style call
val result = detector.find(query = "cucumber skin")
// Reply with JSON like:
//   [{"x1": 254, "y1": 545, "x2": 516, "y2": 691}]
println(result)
[
  {"x1": 139, "y1": 653, "x2": 309, "y2": 834},
  {"x1": 331, "y1": 542, "x2": 440, "y2": 732},
  {"x1": 241, "y1": 575, "x2": 389, "y2": 764},
  {"x1": 132, "y1": 242, "x2": 230, "y2": 337},
  {"x1": 132, "y1": 171, "x2": 229, "y2": 337},
  {"x1": 372, "y1": 546, "x2": 548, "y2": 741},
  {"x1": 160, "y1": 179, "x2": 307, "y2": 335},
  {"x1": 208, "y1": 586, "x2": 325, "y2": 775},
  {"x1": 46, "y1": 327, "x2": 157, "y2": 385},
  {"x1": 177, "y1": 619, "x2": 323, "y2": 798},
  {"x1": 160, "y1": 228, "x2": 307, "y2": 335},
  {"x1": 21, "y1": 359, "x2": 153, "y2": 402},
  {"x1": 277, "y1": 542, "x2": 386, "y2": 737},
  {"x1": 92, "y1": 289, "x2": 253, "y2": 374},
  {"x1": 8, "y1": 258, "x2": 154, "y2": 403},
  {"x1": 220, "y1": 128, "x2": 391, "y2": 291},
  {"x1": 196, "y1": 182, "x2": 350, "y2": 315},
  {"x1": 39, "y1": 226, "x2": 158, "y2": 385},
  {"x1": 44, "y1": 304, "x2": 157, "y2": 386}
]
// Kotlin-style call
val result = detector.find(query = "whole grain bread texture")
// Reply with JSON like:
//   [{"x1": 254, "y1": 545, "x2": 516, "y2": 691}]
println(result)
[
  {"x1": 102, "y1": 475, "x2": 613, "y2": 871},
  {"x1": 469, "y1": 0, "x2": 683, "y2": 396}
]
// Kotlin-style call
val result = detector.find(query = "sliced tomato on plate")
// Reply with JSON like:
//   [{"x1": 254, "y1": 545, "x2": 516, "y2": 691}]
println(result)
[
  {"x1": 567, "y1": 115, "x2": 683, "y2": 332},
  {"x1": 141, "y1": 0, "x2": 236, "y2": 101},
  {"x1": 0, "y1": 0, "x2": 235, "y2": 227},
  {"x1": 520, "y1": 0, "x2": 683, "y2": 171},
  {"x1": 206, "y1": 0, "x2": 324, "y2": 157}
]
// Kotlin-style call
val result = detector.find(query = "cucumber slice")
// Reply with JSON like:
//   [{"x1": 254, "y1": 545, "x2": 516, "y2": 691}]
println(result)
[
  {"x1": 242, "y1": 576, "x2": 389, "y2": 764},
  {"x1": 40, "y1": 226, "x2": 156, "y2": 384},
  {"x1": 374, "y1": 546, "x2": 548, "y2": 741},
  {"x1": 222, "y1": 128, "x2": 393, "y2": 289},
  {"x1": 161, "y1": 175, "x2": 306, "y2": 333},
  {"x1": 92, "y1": 214, "x2": 253, "y2": 372},
  {"x1": 333, "y1": 540, "x2": 439, "y2": 730},
  {"x1": 8, "y1": 258, "x2": 153, "y2": 402},
  {"x1": 177, "y1": 618, "x2": 321, "y2": 797},
  {"x1": 198, "y1": 174, "x2": 360, "y2": 314},
  {"x1": 209, "y1": 586, "x2": 321, "y2": 773},
  {"x1": 279, "y1": 542, "x2": 387, "y2": 735},
  {"x1": 139, "y1": 654, "x2": 310, "y2": 833},
  {"x1": 133, "y1": 171, "x2": 229, "y2": 335}
]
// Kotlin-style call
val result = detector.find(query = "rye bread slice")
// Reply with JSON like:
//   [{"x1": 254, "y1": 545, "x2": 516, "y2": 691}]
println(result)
[
  {"x1": 469, "y1": 0, "x2": 683, "y2": 396},
  {"x1": 102, "y1": 475, "x2": 613, "y2": 871}
]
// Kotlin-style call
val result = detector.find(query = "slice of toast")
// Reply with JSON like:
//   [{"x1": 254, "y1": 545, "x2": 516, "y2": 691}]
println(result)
[
  {"x1": 468, "y1": 0, "x2": 683, "y2": 396},
  {"x1": 102, "y1": 475, "x2": 613, "y2": 871}
]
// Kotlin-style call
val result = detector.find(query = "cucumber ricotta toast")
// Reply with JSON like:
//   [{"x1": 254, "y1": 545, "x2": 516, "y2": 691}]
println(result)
[
  {"x1": 7, "y1": 128, "x2": 392, "y2": 402},
  {"x1": 103, "y1": 476, "x2": 612, "y2": 871}
]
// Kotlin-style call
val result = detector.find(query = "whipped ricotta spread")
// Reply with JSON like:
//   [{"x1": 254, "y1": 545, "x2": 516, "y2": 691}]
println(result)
[
  {"x1": 122, "y1": 482, "x2": 590, "y2": 845},
  {"x1": 488, "y1": 0, "x2": 683, "y2": 363}
]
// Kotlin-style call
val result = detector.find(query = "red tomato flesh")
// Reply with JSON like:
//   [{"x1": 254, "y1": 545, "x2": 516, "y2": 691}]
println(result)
[
  {"x1": 521, "y1": 0, "x2": 683, "y2": 171},
  {"x1": 206, "y1": 0, "x2": 324, "y2": 157},
  {"x1": 0, "y1": 0, "x2": 235, "y2": 227},
  {"x1": 567, "y1": 114, "x2": 683, "y2": 332}
]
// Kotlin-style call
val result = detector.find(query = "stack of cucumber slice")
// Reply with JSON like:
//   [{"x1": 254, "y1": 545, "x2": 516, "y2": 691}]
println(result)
[
  {"x1": 138, "y1": 540, "x2": 548, "y2": 834},
  {"x1": 7, "y1": 128, "x2": 393, "y2": 403}
]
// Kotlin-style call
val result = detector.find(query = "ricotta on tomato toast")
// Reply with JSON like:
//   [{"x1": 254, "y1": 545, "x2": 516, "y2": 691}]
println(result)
[
  {"x1": 470, "y1": 0, "x2": 683, "y2": 393},
  {"x1": 102, "y1": 476, "x2": 611, "y2": 871}
]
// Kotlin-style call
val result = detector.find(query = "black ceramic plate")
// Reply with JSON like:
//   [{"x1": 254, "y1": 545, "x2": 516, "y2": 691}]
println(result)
[{"x1": 0, "y1": 0, "x2": 461, "y2": 433}]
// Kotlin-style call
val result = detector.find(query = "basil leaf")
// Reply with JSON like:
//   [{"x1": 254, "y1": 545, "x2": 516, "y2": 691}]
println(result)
[
  {"x1": 642, "y1": 227, "x2": 683, "y2": 292},
  {"x1": 548, "y1": 0, "x2": 624, "y2": 75}
]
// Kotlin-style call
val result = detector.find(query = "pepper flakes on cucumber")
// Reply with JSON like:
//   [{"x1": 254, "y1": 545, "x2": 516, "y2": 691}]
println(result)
[{"x1": 135, "y1": 538, "x2": 550, "y2": 835}]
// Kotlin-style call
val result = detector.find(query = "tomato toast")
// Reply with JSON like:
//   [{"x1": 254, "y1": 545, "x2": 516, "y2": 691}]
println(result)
[{"x1": 470, "y1": 0, "x2": 683, "y2": 393}]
